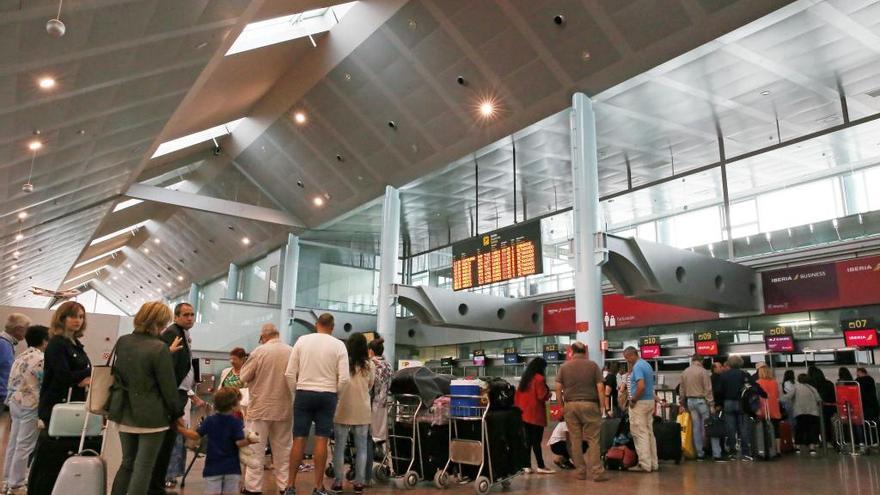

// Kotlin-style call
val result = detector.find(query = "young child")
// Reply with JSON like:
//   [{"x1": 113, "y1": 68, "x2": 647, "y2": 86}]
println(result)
[
  {"x1": 547, "y1": 422, "x2": 582, "y2": 470},
  {"x1": 178, "y1": 387, "x2": 255, "y2": 495}
]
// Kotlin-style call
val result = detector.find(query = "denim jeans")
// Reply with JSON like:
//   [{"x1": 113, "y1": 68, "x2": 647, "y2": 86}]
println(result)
[
  {"x1": 723, "y1": 400, "x2": 752, "y2": 456},
  {"x1": 334, "y1": 424, "x2": 369, "y2": 485},
  {"x1": 204, "y1": 474, "x2": 241, "y2": 494},
  {"x1": 3, "y1": 403, "x2": 39, "y2": 488},
  {"x1": 687, "y1": 398, "x2": 721, "y2": 459}
]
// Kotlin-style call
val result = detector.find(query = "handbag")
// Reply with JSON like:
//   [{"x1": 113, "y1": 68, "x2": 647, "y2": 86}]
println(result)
[{"x1": 86, "y1": 342, "x2": 118, "y2": 416}]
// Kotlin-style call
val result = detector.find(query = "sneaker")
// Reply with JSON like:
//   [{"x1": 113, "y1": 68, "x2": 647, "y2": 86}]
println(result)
[
  {"x1": 696, "y1": 456, "x2": 705, "y2": 462},
  {"x1": 741, "y1": 455, "x2": 754, "y2": 462},
  {"x1": 534, "y1": 467, "x2": 555, "y2": 474},
  {"x1": 564, "y1": 461, "x2": 577, "y2": 470},
  {"x1": 353, "y1": 484, "x2": 364, "y2": 495},
  {"x1": 553, "y1": 459, "x2": 566, "y2": 470},
  {"x1": 809, "y1": 449, "x2": 818, "y2": 456},
  {"x1": 795, "y1": 448, "x2": 802, "y2": 454},
  {"x1": 712, "y1": 457, "x2": 728, "y2": 463},
  {"x1": 299, "y1": 464, "x2": 314, "y2": 473}
]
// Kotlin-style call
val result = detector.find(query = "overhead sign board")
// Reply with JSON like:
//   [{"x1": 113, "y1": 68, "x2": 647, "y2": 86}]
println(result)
[
  {"x1": 452, "y1": 219, "x2": 543, "y2": 291},
  {"x1": 694, "y1": 330, "x2": 719, "y2": 356},
  {"x1": 639, "y1": 335, "x2": 661, "y2": 359}
]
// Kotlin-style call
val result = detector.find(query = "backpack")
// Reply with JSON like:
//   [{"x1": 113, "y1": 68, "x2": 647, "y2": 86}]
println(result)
[
  {"x1": 740, "y1": 377, "x2": 762, "y2": 418},
  {"x1": 605, "y1": 445, "x2": 638, "y2": 470}
]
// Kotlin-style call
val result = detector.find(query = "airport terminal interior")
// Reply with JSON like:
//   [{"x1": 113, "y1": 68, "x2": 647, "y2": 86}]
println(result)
[{"x1": 3, "y1": 0, "x2": 880, "y2": 494}]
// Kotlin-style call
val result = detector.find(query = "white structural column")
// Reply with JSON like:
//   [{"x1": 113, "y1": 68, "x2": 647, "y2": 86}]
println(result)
[
  {"x1": 188, "y1": 283, "x2": 200, "y2": 315},
  {"x1": 570, "y1": 92, "x2": 607, "y2": 367},
  {"x1": 376, "y1": 185, "x2": 401, "y2": 367},
  {"x1": 279, "y1": 233, "x2": 301, "y2": 344},
  {"x1": 225, "y1": 263, "x2": 240, "y2": 300}
]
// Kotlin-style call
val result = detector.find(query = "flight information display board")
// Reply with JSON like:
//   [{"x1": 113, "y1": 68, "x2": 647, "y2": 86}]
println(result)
[{"x1": 451, "y1": 219, "x2": 543, "y2": 291}]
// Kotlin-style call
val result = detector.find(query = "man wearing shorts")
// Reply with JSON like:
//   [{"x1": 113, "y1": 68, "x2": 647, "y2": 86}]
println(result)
[{"x1": 285, "y1": 314, "x2": 350, "y2": 495}]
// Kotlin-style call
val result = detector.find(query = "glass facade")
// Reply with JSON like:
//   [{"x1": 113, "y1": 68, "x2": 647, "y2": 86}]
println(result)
[
  {"x1": 198, "y1": 277, "x2": 227, "y2": 324},
  {"x1": 238, "y1": 249, "x2": 281, "y2": 304}
]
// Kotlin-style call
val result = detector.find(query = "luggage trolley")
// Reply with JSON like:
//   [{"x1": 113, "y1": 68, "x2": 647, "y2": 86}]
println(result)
[
  {"x1": 436, "y1": 394, "x2": 519, "y2": 495},
  {"x1": 388, "y1": 393, "x2": 425, "y2": 489}
]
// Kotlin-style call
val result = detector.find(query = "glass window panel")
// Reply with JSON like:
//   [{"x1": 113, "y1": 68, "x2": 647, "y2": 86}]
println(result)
[{"x1": 756, "y1": 179, "x2": 842, "y2": 232}]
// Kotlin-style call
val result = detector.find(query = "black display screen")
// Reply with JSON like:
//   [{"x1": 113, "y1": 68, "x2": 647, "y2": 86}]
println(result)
[{"x1": 451, "y1": 219, "x2": 543, "y2": 291}]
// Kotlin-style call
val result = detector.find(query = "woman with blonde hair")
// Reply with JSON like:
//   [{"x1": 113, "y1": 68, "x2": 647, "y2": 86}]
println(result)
[
  {"x1": 109, "y1": 301, "x2": 184, "y2": 495},
  {"x1": 29, "y1": 301, "x2": 93, "y2": 495}
]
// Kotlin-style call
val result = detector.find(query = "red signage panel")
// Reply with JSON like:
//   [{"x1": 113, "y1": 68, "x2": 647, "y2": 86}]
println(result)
[
  {"x1": 543, "y1": 295, "x2": 717, "y2": 335},
  {"x1": 695, "y1": 340, "x2": 719, "y2": 356},
  {"x1": 836, "y1": 382, "x2": 865, "y2": 426},
  {"x1": 640, "y1": 344, "x2": 661, "y2": 359},
  {"x1": 763, "y1": 255, "x2": 880, "y2": 314},
  {"x1": 843, "y1": 329, "x2": 879, "y2": 348},
  {"x1": 765, "y1": 335, "x2": 795, "y2": 353}
]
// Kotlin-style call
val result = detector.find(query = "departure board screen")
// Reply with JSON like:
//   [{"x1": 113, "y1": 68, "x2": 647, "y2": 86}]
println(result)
[{"x1": 451, "y1": 219, "x2": 543, "y2": 291}]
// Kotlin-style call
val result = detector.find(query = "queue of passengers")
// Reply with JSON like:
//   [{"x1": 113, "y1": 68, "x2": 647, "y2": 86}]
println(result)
[{"x1": 1, "y1": 306, "x2": 393, "y2": 495}]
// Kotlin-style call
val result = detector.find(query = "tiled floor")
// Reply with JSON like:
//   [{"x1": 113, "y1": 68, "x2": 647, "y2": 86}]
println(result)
[{"x1": 174, "y1": 452, "x2": 880, "y2": 495}]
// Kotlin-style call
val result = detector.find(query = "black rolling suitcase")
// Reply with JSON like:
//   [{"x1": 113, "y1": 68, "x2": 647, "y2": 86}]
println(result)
[
  {"x1": 483, "y1": 377, "x2": 516, "y2": 410},
  {"x1": 27, "y1": 430, "x2": 102, "y2": 495},
  {"x1": 653, "y1": 419, "x2": 682, "y2": 464},
  {"x1": 600, "y1": 417, "x2": 624, "y2": 455}
]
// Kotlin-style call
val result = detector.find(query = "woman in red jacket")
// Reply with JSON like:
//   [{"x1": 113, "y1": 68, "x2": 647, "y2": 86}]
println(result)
[{"x1": 514, "y1": 357, "x2": 554, "y2": 474}]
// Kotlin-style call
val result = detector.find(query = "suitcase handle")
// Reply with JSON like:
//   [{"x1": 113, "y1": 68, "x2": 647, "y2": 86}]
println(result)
[{"x1": 77, "y1": 449, "x2": 100, "y2": 457}]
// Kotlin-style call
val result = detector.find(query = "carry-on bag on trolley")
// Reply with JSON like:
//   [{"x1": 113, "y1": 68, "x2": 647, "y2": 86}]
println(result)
[
  {"x1": 51, "y1": 406, "x2": 106, "y2": 495},
  {"x1": 653, "y1": 418, "x2": 683, "y2": 464}
]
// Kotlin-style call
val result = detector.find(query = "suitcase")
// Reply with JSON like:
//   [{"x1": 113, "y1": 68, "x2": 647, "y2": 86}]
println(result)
[
  {"x1": 752, "y1": 418, "x2": 776, "y2": 460},
  {"x1": 52, "y1": 450, "x2": 105, "y2": 495},
  {"x1": 778, "y1": 421, "x2": 794, "y2": 453},
  {"x1": 605, "y1": 445, "x2": 637, "y2": 470},
  {"x1": 600, "y1": 417, "x2": 623, "y2": 455},
  {"x1": 48, "y1": 402, "x2": 103, "y2": 437},
  {"x1": 653, "y1": 421, "x2": 682, "y2": 464},
  {"x1": 28, "y1": 432, "x2": 103, "y2": 495}
]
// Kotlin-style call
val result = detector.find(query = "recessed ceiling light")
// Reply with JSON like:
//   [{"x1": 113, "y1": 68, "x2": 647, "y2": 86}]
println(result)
[
  {"x1": 11, "y1": 264, "x2": 17, "y2": 270},
  {"x1": 15, "y1": 233, "x2": 23, "y2": 241},
  {"x1": 28, "y1": 140, "x2": 42, "y2": 151},
  {"x1": 166, "y1": 282, "x2": 172, "y2": 287},
  {"x1": 293, "y1": 112, "x2": 307, "y2": 124},
  {"x1": 313, "y1": 196, "x2": 325, "y2": 207},
  {"x1": 107, "y1": 281, "x2": 112, "y2": 285},
  {"x1": 478, "y1": 100, "x2": 496, "y2": 119},
  {"x1": 143, "y1": 248, "x2": 150, "y2": 254},
  {"x1": 17, "y1": 211, "x2": 27, "y2": 220},
  {"x1": 38, "y1": 77, "x2": 56, "y2": 89},
  {"x1": 5, "y1": 292, "x2": 10, "y2": 297},
  {"x1": 126, "y1": 264, "x2": 132, "y2": 268},
  {"x1": 177, "y1": 275, "x2": 184, "y2": 281},
  {"x1": 242, "y1": 237, "x2": 251, "y2": 245},
  {"x1": 153, "y1": 238, "x2": 161, "y2": 244},
  {"x1": 113, "y1": 276, "x2": 118, "y2": 280},
  {"x1": 760, "y1": 90, "x2": 771, "y2": 96},
  {"x1": 9, "y1": 276, "x2": 15, "y2": 281},
  {"x1": 12, "y1": 251, "x2": 20, "y2": 259}
]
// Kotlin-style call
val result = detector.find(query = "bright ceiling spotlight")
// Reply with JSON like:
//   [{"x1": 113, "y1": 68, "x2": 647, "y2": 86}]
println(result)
[
  {"x1": 17, "y1": 211, "x2": 27, "y2": 220},
  {"x1": 12, "y1": 251, "x2": 20, "y2": 259},
  {"x1": 293, "y1": 112, "x2": 307, "y2": 125},
  {"x1": 11, "y1": 264, "x2": 17, "y2": 270},
  {"x1": 38, "y1": 77, "x2": 56, "y2": 89},
  {"x1": 126, "y1": 264, "x2": 132, "y2": 268},
  {"x1": 153, "y1": 238, "x2": 161, "y2": 244},
  {"x1": 143, "y1": 247, "x2": 150, "y2": 254},
  {"x1": 15, "y1": 233, "x2": 23, "y2": 241},
  {"x1": 241, "y1": 237, "x2": 251, "y2": 245},
  {"x1": 313, "y1": 196, "x2": 325, "y2": 207},
  {"x1": 177, "y1": 275, "x2": 184, "y2": 282},
  {"x1": 28, "y1": 140, "x2": 42, "y2": 151},
  {"x1": 478, "y1": 99, "x2": 497, "y2": 119},
  {"x1": 166, "y1": 282, "x2": 172, "y2": 287}
]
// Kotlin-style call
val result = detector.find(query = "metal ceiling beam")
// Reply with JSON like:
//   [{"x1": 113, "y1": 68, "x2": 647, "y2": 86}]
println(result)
[{"x1": 125, "y1": 184, "x2": 305, "y2": 228}]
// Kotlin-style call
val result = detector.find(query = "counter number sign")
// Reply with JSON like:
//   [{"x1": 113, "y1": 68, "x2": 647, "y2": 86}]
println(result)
[{"x1": 693, "y1": 330, "x2": 718, "y2": 356}]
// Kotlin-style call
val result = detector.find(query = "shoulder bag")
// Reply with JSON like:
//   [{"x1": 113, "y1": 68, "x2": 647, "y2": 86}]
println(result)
[{"x1": 86, "y1": 342, "x2": 118, "y2": 416}]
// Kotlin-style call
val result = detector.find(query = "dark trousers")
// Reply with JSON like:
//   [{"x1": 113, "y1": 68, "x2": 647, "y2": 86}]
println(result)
[
  {"x1": 148, "y1": 390, "x2": 186, "y2": 495},
  {"x1": 113, "y1": 431, "x2": 167, "y2": 495},
  {"x1": 523, "y1": 423, "x2": 546, "y2": 469}
]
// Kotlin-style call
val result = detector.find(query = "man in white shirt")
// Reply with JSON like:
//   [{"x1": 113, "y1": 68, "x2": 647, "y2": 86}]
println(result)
[{"x1": 284, "y1": 314, "x2": 350, "y2": 495}]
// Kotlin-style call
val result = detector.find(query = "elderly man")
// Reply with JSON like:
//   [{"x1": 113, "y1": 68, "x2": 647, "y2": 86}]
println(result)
[
  {"x1": 623, "y1": 346, "x2": 657, "y2": 472},
  {"x1": 241, "y1": 323, "x2": 294, "y2": 495},
  {"x1": 1, "y1": 313, "x2": 31, "y2": 458},
  {"x1": 1, "y1": 314, "x2": 31, "y2": 407},
  {"x1": 555, "y1": 342, "x2": 607, "y2": 483}
]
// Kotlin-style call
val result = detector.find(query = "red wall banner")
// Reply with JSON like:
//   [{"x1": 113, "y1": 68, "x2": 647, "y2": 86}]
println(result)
[
  {"x1": 763, "y1": 255, "x2": 880, "y2": 314},
  {"x1": 543, "y1": 295, "x2": 718, "y2": 335}
]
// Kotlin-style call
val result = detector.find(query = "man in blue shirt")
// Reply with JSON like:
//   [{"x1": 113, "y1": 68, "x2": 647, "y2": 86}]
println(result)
[{"x1": 624, "y1": 347, "x2": 657, "y2": 472}]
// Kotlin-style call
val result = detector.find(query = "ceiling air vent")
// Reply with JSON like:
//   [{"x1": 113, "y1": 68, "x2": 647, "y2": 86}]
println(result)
[{"x1": 866, "y1": 86, "x2": 880, "y2": 98}]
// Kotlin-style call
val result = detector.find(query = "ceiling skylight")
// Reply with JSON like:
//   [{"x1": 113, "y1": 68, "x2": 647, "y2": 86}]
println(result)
[
  {"x1": 74, "y1": 247, "x2": 125, "y2": 269},
  {"x1": 113, "y1": 198, "x2": 143, "y2": 212},
  {"x1": 89, "y1": 220, "x2": 149, "y2": 246},
  {"x1": 152, "y1": 118, "x2": 245, "y2": 159},
  {"x1": 226, "y1": 2, "x2": 357, "y2": 56}
]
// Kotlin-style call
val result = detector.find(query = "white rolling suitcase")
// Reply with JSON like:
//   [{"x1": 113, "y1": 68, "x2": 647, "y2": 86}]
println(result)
[{"x1": 51, "y1": 408, "x2": 106, "y2": 495}]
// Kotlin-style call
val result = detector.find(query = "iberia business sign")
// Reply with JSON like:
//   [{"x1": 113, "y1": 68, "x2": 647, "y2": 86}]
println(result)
[
  {"x1": 543, "y1": 295, "x2": 718, "y2": 335},
  {"x1": 763, "y1": 255, "x2": 880, "y2": 314}
]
